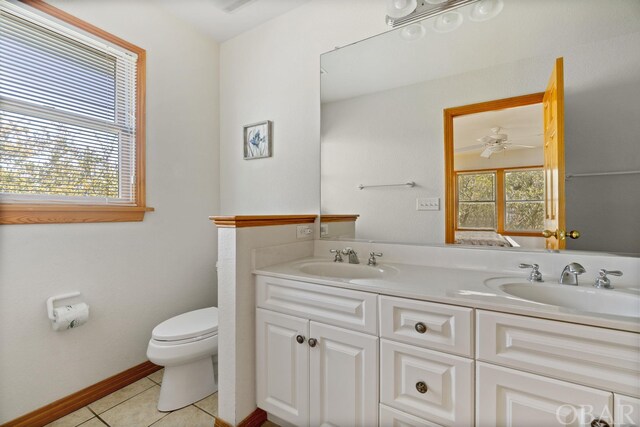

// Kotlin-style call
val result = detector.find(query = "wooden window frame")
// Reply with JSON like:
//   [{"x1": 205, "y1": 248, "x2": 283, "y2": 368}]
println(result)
[
  {"x1": 454, "y1": 166, "x2": 544, "y2": 237},
  {"x1": 0, "y1": 0, "x2": 152, "y2": 224}
]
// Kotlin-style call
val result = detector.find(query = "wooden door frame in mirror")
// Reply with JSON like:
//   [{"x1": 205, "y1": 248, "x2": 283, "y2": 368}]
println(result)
[{"x1": 443, "y1": 93, "x2": 545, "y2": 244}]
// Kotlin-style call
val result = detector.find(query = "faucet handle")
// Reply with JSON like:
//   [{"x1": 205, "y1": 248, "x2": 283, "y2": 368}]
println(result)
[
  {"x1": 329, "y1": 249, "x2": 343, "y2": 262},
  {"x1": 368, "y1": 252, "x2": 383, "y2": 266},
  {"x1": 519, "y1": 263, "x2": 543, "y2": 282},
  {"x1": 594, "y1": 269, "x2": 622, "y2": 289}
]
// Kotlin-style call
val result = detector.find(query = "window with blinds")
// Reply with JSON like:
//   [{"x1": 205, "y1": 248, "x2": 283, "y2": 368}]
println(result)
[{"x1": 0, "y1": 1, "x2": 138, "y2": 206}]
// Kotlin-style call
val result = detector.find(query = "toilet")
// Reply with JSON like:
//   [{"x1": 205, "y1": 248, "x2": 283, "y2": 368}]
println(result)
[{"x1": 146, "y1": 307, "x2": 219, "y2": 411}]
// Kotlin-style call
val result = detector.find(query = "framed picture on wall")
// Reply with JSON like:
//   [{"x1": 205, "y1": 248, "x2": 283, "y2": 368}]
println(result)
[{"x1": 243, "y1": 120, "x2": 272, "y2": 160}]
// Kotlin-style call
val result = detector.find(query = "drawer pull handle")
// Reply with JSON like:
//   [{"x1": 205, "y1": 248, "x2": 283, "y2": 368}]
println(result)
[
  {"x1": 415, "y1": 322, "x2": 427, "y2": 334},
  {"x1": 296, "y1": 335, "x2": 305, "y2": 344},
  {"x1": 415, "y1": 381, "x2": 428, "y2": 394},
  {"x1": 591, "y1": 420, "x2": 611, "y2": 427},
  {"x1": 308, "y1": 338, "x2": 318, "y2": 348}
]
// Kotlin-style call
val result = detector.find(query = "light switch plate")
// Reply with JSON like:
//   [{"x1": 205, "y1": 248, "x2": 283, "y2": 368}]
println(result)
[
  {"x1": 417, "y1": 197, "x2": 440, "y2": 211},
  {"x1": 297, "y1": 225, "x2": 313, "y2": 239}
]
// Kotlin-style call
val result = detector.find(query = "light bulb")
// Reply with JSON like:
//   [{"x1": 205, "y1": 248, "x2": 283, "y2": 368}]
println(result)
[
  {"x1": 469, "y1": 0, "x2": 504, "y2": 22},
  {"x1": 387, "y1": 0, "x2": 417, "y2": 18},
  {"x1": 394, "y1": 0, "x2": 408, "y2": 9},
  {"x1": 400, "y1": 23, "x2": 426, "y2": 41},
  {"x1": 432, "y1": 11, "x2": 463, "y2": 33}
]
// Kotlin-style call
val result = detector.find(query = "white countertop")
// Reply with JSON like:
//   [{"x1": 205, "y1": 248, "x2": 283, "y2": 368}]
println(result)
[{"x1": 254, "y1": 257, "x2": 640, "y2": 333}]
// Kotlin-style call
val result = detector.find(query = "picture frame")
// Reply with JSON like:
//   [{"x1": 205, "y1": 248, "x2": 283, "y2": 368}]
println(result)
[{"x1": 243, "y1": 120, "x2": 272, "y2": 160}]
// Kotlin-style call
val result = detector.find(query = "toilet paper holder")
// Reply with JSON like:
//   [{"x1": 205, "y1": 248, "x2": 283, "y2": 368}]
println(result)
[{"x1": 47, "y1": 292, "x2": 81, "y2": 320}]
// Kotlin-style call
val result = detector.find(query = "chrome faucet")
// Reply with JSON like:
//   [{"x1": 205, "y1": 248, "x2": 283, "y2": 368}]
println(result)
[
  {"x1": 519, "y1": 263, "x2": 543, "y2": 282},
  {"x1": 559, "y1": 263, "x2": 586, "y2": 286},
  {"x1": 341, "y1": 247, "x2": 360, "y2": 264},
  {"x1": 367, "y1": 252, "x2": 383, "y2": 266},
  {"x1": 329, "y1": 249, "x2": 343, "y2": 262},
  {"x1": 594, "y1": 269, "x2": 623, "y2": 289}
]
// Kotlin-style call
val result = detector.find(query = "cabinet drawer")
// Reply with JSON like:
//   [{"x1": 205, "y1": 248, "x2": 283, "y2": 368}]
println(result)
[
  {"x1": 256, "y1": 275, "x2": 377, "y2": 334},
  {"x1": 615, "y1": 394, "x2": 640, "y2": 427},
  {"x1": 380, "y1": 339, "x2": 474, "y2": 427},
  {"x1": 477, "y1": 362, "x2": 613, "y2": 426},
  {"x1": 380, "y1": 404, "x2": 442, "y2": 427},
  {"x1": 477, "y1": 310, "x2": 640, "y2": 397},
  {"x1": 379, "y1": 296, "x2": 473, "y2": 357}
]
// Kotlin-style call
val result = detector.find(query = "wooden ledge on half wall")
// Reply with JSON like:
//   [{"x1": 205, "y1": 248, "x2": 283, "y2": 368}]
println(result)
[
  {"x1": 209, "y1": 215, "x2": 317, "y2": 228},
  {"x1": 320, "y1": 214, "x2": 360, "y2": 223}
]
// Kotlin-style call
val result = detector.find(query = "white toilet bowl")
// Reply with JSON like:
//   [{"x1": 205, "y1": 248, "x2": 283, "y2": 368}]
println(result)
[{"x1": 146, "y1": 307, "x2": 218, "y2": 411}]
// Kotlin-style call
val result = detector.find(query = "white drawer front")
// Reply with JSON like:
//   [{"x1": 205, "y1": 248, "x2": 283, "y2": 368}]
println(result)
[
  {"x1": 477, "y1": 310, "x2": 640, "y2": 397},
  {"x1": 256, "y1": 275, "x2": 377, "y2": 334},
  {"x1": 380, "y1": 296, "x2": 473, "y2": 357},
  {"x1": 380, "y1": 339, "x2": 474, "y2": 427},
  {"x1": 615, "y1": 394, "x2": 640, "y2": 427},
  {"x1": 380, "y1": 404, "x2": 442, "y2": 427}
]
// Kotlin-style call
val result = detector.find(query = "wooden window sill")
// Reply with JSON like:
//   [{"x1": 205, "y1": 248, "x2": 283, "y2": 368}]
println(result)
[{"x1": 0, "y1": 204, "x2": 155, "y2": 224}]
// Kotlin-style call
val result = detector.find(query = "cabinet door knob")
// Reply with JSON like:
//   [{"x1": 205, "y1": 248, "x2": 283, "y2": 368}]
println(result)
[
  {"x1": 308, "y1": 338, "x2": 318, "y2": 348},
  {"x1": 415, "y1": 322, "x2": 427, "y2": 334},
  {"x1": 415, "y1": 381, "x2": 428, "y2": 394},
  {"x1": 296, "y1": 335, "x2": 305, "y2": 344},
  {"x1": 590, "y1": 420, "x2": 611, "y2": 427}
]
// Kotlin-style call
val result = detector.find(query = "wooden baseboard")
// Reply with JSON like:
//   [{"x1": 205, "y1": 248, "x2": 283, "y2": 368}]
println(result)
[
  {"x1": 214, "y1": 408, "x2": 268, "y2": 427},
  {"x1": 2, "y1": 361, "x2": 161, "y2": 427}
]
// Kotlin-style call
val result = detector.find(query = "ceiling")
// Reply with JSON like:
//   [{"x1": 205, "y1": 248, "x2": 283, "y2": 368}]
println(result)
[
  {"x1": 454, "y1": 103, "x2": 543, "y2": 152},
  {"x1": 156, "y1": 0, "x2": 310, "y2": 42}
]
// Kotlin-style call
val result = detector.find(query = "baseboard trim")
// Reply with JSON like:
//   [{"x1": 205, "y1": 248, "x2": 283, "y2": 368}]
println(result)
[
  {"x1": 238, "y1": 408, "x2": 268, "y2": 427},
  {"x1": 214, "y1": 408, "x2": 268, "y2": 427},
  {"x1": 2, "y1": 361, "x2": 161, "y2": 427}
]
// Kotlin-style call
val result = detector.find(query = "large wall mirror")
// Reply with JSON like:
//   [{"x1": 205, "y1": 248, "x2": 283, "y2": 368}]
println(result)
[{"x1": 320, "y1": 0, "x2": 640, "y2": 255}]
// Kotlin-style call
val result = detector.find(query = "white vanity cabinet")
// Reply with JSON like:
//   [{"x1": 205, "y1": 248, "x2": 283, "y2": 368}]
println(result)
[
  {"x1": 256, "y1": 276, "x2": 379, "y2": 427},
  {"x1": 255, "y1": 274, "x2": 640, "y2": 427}
]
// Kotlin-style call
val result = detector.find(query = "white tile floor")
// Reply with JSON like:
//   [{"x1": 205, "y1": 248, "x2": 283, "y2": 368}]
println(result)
[{"x1": 46, "y1": 369, "x2": 220, "y2": 427}]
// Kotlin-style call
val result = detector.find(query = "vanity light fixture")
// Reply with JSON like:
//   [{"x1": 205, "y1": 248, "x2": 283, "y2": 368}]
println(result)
[
  {"x1": 386, "y1": 0, "x2": 479, "y2": 28},
  {"x1": 400, "y1": 23, "x2": 427, "y2": 41},
  {"x1": 468, "y1": 0, "x2": 504, "y2": 22},
  {"x1": 432, "y1": 11, "x2": 464, "y2": 33}
]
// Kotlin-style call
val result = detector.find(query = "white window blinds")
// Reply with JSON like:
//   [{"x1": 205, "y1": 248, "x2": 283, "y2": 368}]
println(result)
[{"x1": 0, "y1": 1, "x2": 138, "y2": 205}]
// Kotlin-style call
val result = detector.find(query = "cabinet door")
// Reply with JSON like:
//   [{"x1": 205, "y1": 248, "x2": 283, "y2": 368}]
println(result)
[
  {"x1": 256, "y1": 309, "x2": 309, "y2": 426},
  {"x1": 615, "y1": 394, "x2": 640, "y2": 427},
  {"x1": 477, "y1": 362, "x2": 613, "y2": 427},
  {"x1": 309, "y1": 322, "x2": 378, "y2": 427}
]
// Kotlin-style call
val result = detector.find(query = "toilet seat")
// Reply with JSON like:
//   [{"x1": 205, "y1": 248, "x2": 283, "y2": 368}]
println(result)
[{"x1": 152, "y1": 307, "x2": 218, "y2": 342}]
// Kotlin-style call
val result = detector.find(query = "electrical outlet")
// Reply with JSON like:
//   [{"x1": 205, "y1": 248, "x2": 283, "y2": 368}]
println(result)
[
  {"x1": 296, "y1": 225, "x2": 313, "y2": 239},
  {"x1": 416, "y1": 197, "x2": 440, "y2": 211},
  {"x1": 320, "y1": 223, "x2": 329, "y2": 236}
]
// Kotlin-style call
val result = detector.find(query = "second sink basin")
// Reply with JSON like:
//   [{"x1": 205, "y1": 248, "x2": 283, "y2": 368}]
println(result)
[
  {"x1": 298, "y1": 261, "x2": 397, "y2": 280},
  {"x1": 485, "y1": 278, "x2": 640, "y2": 318}
]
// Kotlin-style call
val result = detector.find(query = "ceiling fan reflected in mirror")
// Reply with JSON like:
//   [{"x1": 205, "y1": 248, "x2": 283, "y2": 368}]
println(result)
[{"x1": 455, "y1": 126, "x2": 539, "y2": 158}]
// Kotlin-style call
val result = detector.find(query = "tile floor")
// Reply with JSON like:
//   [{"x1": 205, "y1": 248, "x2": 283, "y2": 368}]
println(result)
[{"x1": 45, "y1": 369, "x2": 276, "y2": 427}]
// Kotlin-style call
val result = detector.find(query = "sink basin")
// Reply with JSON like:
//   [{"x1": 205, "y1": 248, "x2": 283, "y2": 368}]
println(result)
[
  {"x1": 298, "y1": 261, "x2": 396, "y2": 280},
  {"x1": 485, "y1": 278, "x2": 640, "y2": 318}
]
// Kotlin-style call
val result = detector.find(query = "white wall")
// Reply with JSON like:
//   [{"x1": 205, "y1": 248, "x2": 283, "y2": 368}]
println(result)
[
  {"x1": 219, "y1": 0, "x2": 388, "y2": 215},
  {"x1": 0, "y1": 1, "x2": 220, "y2": 422}
]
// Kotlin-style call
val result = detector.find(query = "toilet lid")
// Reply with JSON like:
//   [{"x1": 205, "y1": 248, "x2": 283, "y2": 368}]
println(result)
[{"x1": 152, "y1": 307, "x2": 218, "y2": 341}]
